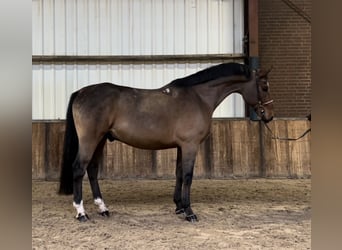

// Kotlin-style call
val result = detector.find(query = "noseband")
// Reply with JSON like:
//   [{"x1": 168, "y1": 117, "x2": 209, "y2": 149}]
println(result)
[{"x1": 258, "y1": 99, "x2": 274, "y2": 108}]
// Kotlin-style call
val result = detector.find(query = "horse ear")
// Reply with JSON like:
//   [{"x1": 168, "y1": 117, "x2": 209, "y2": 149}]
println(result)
[
  {"x1": 265, "y1": 65, "x2": 273, "y2": 76},
  {"x1": 257, "y1": 66, "x2": 273, "y2": 78}
]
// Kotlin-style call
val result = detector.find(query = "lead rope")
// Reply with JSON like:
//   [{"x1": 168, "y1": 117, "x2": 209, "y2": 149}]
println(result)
[
  {"x1": 262, "y1": 121, "x2": 311, "y2": 141},
  {"x1": 254, "y1": 72, "x2": 311, "y2": 141}
]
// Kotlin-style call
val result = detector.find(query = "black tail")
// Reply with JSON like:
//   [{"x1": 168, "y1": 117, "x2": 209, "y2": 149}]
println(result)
[{"x1": 58, "y1": 91, "x2": 80, "y2": 195}]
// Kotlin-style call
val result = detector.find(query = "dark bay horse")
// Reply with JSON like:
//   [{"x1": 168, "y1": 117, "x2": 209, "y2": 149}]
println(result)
[{"x1": 58, "y1": 62, "x2": 274, "y2": 222}]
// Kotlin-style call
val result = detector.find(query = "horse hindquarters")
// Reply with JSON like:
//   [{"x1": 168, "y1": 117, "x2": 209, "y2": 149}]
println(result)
[
  {"x1": 71, "y1": 131, "x2": 109, "y2": 221},
  {"x1": 59, "y1": 89, "x2": 109, "y2": 221},
  {"x1": 56, "y1": 90, "x2": 91, "y2": 220}
]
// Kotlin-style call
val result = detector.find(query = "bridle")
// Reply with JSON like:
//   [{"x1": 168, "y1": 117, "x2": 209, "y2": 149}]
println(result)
[
  {"x1": 255, "y1": 99, "x2": 274, "y2": 115},
  {"x1": 253, "y1": 72, "x2": 311, "y2": 141},
  {"x1": 258, "y1": 102, "x2": 311, "y2": 141},
  {"x1": 254, "y1": 76, "x2": 274, "y2": 115}
]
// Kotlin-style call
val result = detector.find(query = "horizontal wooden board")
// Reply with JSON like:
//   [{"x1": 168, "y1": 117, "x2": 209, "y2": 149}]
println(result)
[
  {"x1": 32, "y1": 119, "x2": 311, "y2": 180},
  {"x1": 262, "y1": 119, "x2": 311, "y2": 178}
]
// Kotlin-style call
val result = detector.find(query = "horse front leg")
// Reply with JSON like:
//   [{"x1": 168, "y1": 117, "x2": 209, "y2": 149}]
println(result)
[
  {"x1": 173, "y1": 147, "x2": 184, "y2": 214},
  {"x1": 180, "y1": 144, "x2": 198, "y2": 222}
]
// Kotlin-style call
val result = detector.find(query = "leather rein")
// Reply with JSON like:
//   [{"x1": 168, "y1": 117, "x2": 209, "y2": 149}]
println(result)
[
  {"x1": 255, "y1": 76, "x2": 311, "y2": 141},
  {"x1": 262, "y1": 121, "x2": 311, "y2": 141}
]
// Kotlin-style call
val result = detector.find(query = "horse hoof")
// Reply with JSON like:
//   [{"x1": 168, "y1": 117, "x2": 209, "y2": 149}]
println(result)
[
  {"x1": 76, "y1": 213, "x2": 89, "y2": 222},
  {"x1": 175, "y1": 208, "x2": 185, "y2": 215},
  {"x1": 185, "y1": 214, "x2": 198, "y2": 222},
  {"x1": 99, "y1": 211, "x2": 110, "y2": 217}
]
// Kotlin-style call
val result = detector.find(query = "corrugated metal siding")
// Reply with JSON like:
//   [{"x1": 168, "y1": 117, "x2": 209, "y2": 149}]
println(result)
[
  {"x1": 32, "y1": 61, "x2": 245, "y2": 119},
  {"x1": 32, "y1": 0, "x2": 245, "y2": 119},
  {"x1": 32, "y1": 0, "x2": 244, "y2": 55}
]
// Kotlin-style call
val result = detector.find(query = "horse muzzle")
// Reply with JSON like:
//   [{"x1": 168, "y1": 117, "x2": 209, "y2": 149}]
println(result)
[
  {"x1": 255, "y1": 99, "x2": 274, "y2": 123},
  {"x1": 262, "y1": 115, "x2": 273, "y2": 123}
]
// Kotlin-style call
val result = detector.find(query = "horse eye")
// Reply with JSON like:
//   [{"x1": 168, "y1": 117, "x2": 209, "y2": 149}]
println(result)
[{"x1": 261, "y1": 82, "x2": 269, "y2": 91}]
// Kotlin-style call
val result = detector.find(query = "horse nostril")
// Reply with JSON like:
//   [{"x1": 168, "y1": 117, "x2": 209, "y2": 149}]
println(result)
[{"x1": 264, "y1": 116, "x2": 273, "y2": 123}]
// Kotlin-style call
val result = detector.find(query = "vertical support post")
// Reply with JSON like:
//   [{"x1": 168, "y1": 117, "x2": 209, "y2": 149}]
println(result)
[
  {"x1": 247, "y1": 0, "x2": 260, "y2": 121},
  {"x1": 151, "y1": 150, "x2": 157, "y2": 177},
  {"x1": 248, "y1": 0, "x2": 259, "y2": 65},
  {"x1": 247, "y1": 0, "x2": 265, "y2": 177}
]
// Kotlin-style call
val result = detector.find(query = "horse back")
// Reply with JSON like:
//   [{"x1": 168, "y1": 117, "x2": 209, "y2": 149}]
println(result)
[{"x1": 72, "y1": 83, "x2": 211, "y2": 149}]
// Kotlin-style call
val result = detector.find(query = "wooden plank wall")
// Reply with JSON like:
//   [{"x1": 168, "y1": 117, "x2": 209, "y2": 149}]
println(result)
[
  {"x1": 32, "y1": 119, "x2": 311, "y2": 180},
  {"x1": 262, "y1": 119, "x2": 311, "y2": 177}
]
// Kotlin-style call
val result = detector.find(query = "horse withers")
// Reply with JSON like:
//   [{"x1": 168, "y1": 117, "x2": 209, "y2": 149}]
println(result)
[{"x1": 58, "y1": 62, "x2": 274, "y2": 222}]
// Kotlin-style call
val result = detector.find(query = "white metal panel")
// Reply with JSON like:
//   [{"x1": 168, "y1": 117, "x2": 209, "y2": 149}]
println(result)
[
  {"x1": 32, "y1": 0, "x2": 246, "y2": 119},
  {"x1": 32, "y1": 61, "x2": 245, "y2": 119},
  {"x1": 32, "y1": 0, "x2": 43, "y2": 55},
  {"x1": 65, "y1": 0, "x2": 77, "y2": 54},
  {"x1": 54, "y1": 0, "x2": 66, "y2": 54},
  {"x1": 42, "y1": 0, "x2": 54, "y2": 55},
  {"x1": 234, "y1": 0, "x2": 245, "y2": 53},
  {"x1": 32, "y1": 0, "x2": 245, "y2": 55},
  {"x1": 32, "y1": 63, "x2": 43, "y2": 118}
]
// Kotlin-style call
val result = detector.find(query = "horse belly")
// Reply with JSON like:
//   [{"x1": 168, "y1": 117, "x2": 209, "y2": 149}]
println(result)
[{"x1": 110, "y1": 120, "x2": 176, "y2": 150}]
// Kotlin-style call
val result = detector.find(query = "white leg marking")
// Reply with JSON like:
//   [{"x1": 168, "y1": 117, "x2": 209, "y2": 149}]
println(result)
[
  {"x1": 94, "y1": 198, "x2": 108, "y2": 213},
  {"x1": 73, "y1": 200, "x2": 86, "y2": 217}
]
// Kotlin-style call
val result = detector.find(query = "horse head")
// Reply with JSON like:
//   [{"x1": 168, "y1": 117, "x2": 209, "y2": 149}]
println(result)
[
  {"x1": 254, "y1": 67, "x2": 274, "y2": 122},
  {"x1": 243, "y1": 67, "x2": 274, "y2": 123}
]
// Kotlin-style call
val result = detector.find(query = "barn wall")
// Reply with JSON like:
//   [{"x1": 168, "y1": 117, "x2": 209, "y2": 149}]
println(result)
[
  {"x1": 32, "y1": 119, "x2": 311, "y2": 180},
  {"x1": 259, "y1": 0, "x2": 312, "y2": 117},
  {"x1": 32, "y1": 0, "x2": 246, "y2": 120},
  {"x1": 32, "y1": 0, "x2": 244, "y2": 56},
  {"x1": 32, "y1": 60, "x2": 246, "y2": 119},
  {"x1": 262, "y1": 119, "x2": 311, "y2": 177}
]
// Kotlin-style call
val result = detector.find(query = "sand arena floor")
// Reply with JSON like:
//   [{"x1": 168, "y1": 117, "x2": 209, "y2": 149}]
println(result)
[{"x1": 32, "y1": 178, "x2": 310, "y2": 249}]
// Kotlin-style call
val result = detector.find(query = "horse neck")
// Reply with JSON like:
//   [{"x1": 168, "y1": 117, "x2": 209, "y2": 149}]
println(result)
[{"x1": 192, "y1": 76, "x2": 251, "y2": 113}]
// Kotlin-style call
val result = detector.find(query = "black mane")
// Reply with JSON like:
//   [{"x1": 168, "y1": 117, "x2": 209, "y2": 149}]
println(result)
[{"x1": 169, "y1": 62, "x2": 251, "y2": 87}]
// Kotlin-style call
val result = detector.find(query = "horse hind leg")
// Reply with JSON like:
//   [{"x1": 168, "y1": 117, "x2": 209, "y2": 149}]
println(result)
[
  {"x1": 72, "y1": 140, "x2": 100, "y2": 222},
  {"x1": 87, "y1": 137, "x2": 109, "y2": 217},
  {"x1": 72, "y1": 153, "x2": 90, "y2": 222}
]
